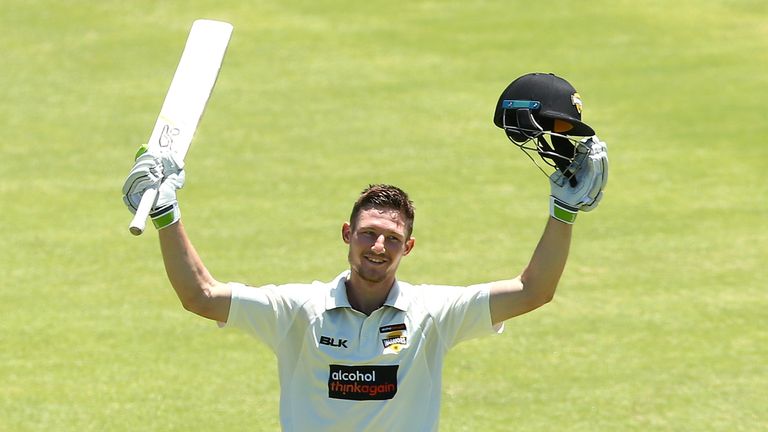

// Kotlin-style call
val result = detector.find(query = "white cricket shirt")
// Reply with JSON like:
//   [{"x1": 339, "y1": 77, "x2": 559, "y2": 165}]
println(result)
[{"x1": 222, "y1": 271, "x2": 502, "y2": 431}]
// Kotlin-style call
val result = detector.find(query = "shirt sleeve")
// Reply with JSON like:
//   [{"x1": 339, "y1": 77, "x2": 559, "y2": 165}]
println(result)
[
  {"x1": 426, "y1": 283, "x2": 504, "y2": 349},
  {"x1": 219, "y1": 282, "x2": 286, "y2": 352}
]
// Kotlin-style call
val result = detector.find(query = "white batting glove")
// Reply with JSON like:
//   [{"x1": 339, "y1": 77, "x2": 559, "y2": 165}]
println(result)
[
  {"x1": 122, "y1": 145, "x2": 186, "y2": 230},
  {"x1": 549, "y1": 136, "x2": 608, "y2": 224}
]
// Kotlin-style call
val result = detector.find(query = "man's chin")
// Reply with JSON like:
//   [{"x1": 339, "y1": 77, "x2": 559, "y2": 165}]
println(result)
[
  {"x1": 359, "y1": 272, "x2": 386, "y2": 284},
  {"x1": 355, "y1": 266, "x2": 390, "y2": 284}
]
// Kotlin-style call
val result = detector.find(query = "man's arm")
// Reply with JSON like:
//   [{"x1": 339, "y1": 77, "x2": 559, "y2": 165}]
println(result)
[
  {"x1": 123, "y1": 148, "x2": 233, "y2": 322},
  {"x1": 488, "y1": 135, "x2": 607, "y2": 325},
  {"x1": 489, "y1": 217, "x2": 571, "y2": 325},
  {"x1": 158, "y1": 221, "x2": 232, "y2": 322}
]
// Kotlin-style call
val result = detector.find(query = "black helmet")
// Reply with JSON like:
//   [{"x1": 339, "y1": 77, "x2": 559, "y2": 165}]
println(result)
[{"x1": 494, "y1": 73, "x2": 594, "y2": 178}]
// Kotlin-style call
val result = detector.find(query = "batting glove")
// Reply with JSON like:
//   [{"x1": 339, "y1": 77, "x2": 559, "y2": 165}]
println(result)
[
  {"x1": 549, "y1": 136, "x2": 608, "y2": 224},
  {"x1": 122, "y1": 145, "x2": 186, "y2": 230}
]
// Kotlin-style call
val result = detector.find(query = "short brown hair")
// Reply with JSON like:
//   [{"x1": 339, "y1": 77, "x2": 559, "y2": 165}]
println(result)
[{"x1": 349, "y1": 184, "x2": 415, "y2": 238}]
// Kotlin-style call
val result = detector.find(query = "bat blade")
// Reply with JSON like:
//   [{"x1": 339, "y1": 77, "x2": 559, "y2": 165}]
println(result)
[{"x1": 129, "y1": 19, "x2": 233, "y2": 236}]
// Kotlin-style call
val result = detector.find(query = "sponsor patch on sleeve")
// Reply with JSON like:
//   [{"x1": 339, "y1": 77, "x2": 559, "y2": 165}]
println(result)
[{"x1": 328, "y1": 364, "x2": 398, "y2": 401}]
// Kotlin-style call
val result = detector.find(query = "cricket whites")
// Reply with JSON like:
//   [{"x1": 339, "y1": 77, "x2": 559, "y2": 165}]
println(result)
[{"x1": 128, "y1": 19, "x2": 233, "y2": 235}]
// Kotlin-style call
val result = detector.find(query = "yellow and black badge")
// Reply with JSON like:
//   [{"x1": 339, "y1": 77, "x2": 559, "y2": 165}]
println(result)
[{"x1": 380, "y1": 323, "x2": 408, "y2": 354}]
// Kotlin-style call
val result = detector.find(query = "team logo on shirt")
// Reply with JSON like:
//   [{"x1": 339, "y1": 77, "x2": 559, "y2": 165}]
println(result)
[
  {"x1": 380, "y1": 323, "x2": 408, "y2": 354},
  {"x1": 328, "y1": 364, "x2": 398, "y2": 400}
]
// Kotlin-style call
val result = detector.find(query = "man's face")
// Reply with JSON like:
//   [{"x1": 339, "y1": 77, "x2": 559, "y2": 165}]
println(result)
[{"x1": 342, "y1": 207, "x2": 415, "y2": 286}]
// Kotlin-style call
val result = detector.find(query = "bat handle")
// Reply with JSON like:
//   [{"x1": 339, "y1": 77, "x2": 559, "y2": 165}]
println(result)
[{"x1": 128, "y1": 188, "x2": 159, "y2": 236}]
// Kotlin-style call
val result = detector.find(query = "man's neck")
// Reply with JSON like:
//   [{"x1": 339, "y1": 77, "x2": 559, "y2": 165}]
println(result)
[{"x1": 345, "y1": 274, "x2": 394, "y2": 316}]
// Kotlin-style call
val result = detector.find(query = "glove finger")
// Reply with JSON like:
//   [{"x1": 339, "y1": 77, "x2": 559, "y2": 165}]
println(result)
[
  {"x1": 122, "y1": 171, "x2": 156, "y2": 195},
  {"x1": 581, "y1": 191, "x2": 603, "y2": 212},
  {"x1": 164, "y1": 170, "x2": 186, "y2": 191},
  {"x1": 154, "y1": 170, "x2": 185, "y2": 210},
  {"x1": 123, "y1": 186, "x2": 154, "y2": 212},
  {"x1": 571, "y1": 152, "x2": 602, "y2": 208},
  {"x1": 122, "y1": 154, "x2": 162, "y2": 194},
  {"x1": 123, "y1": 194, "x2": 138, "y2": 213},
  {"x1": 598, "y1": 147, "x2": 609, "y2": 191},
  {"x1": 569, "y1": 136, "x2": 608, "y2": 211},
  {"x1": 588, "y1": 153, "x2": 605, "y2": 199},
  {"x1": 581, "y1": 152, "x2": 607, "y2": 209}
]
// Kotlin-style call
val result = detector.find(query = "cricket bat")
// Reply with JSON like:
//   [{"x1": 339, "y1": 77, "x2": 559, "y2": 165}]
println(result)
[{"x1": 128, "y1": 19, "x2": 233, "y2": 235}]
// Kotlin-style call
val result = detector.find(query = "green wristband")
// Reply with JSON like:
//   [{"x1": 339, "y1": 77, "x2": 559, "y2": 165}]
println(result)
[
  {"x1": 150, "y1": 204, "x2": 181, "y2": 230},
  {"x1": 550, "y1": 197, "x2": 578, "y2": 224}
]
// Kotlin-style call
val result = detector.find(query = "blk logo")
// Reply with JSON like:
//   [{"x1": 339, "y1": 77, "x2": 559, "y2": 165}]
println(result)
[{"x1": 320, "y1": 336, "x2": 348, "y2": 348}]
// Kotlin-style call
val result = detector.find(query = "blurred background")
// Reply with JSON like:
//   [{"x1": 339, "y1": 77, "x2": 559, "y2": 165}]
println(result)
[{"x1": 1, "y1": 1, "x2": 766, "y2": 430}]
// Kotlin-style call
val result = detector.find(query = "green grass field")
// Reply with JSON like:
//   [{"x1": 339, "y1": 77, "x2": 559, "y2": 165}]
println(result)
[{"x1": 2, "y1": 1, "x2": 766, "y2": 430}]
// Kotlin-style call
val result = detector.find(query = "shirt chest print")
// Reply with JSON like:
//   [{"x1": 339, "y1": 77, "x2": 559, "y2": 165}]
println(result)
[{"x1": 380, "y1": 323, "x2": 408, "y2": 354}]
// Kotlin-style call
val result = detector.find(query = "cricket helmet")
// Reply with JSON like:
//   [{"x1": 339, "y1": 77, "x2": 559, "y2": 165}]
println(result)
[{"x1": 493, "y1": 73, "x2": 595, "y2": 180}]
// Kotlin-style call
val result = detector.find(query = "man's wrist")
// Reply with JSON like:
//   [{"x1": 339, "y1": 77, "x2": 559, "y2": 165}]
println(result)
[
  {"x1": 150, "y1": 204, "x2": 181, "y2": 230},
  {"x1": 549, "y1": 196, "x2": 577, "y2": 224}
]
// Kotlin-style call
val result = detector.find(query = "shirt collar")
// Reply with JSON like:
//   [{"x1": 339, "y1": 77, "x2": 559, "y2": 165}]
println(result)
[
  {"x1": 383, "y1": 279, "x2": 410, "y2": 312},
  {"x1": 326, "y1": 270, "x2": 410, "y2": 312},
  {"x1": 326, "y1": 271, "x2": 353, "y2": 310}
]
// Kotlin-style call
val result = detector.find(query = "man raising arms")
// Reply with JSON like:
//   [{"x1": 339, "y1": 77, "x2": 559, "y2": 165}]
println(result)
[{"x1": 122, "y1": 72, "x2": 608, "y2": 431}]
